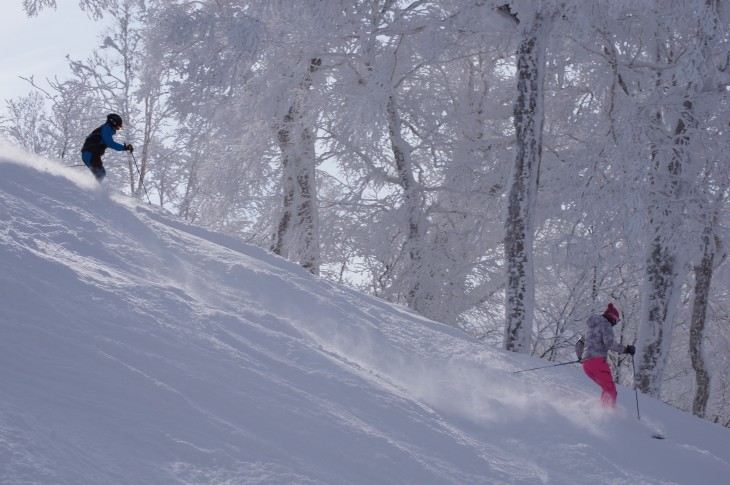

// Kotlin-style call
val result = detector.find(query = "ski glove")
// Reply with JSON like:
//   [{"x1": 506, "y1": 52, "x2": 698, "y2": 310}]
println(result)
[
  {"x1": 624, "y1": 345, "x2": 635, "y2": 355},
  {"x1": 124, "y1": 143, "x2": 134, "y2": 153}
]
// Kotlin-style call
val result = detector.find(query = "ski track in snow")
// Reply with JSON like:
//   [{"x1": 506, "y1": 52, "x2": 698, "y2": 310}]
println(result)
[{"x1": 1, "y1": 148, "x2": 729, "y2": 484}]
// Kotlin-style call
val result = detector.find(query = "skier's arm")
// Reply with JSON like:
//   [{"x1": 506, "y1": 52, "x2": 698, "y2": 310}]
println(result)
[
  {"x1": 101, "y1": 124, "x2": 127, "y2": 152},
  {"x1": 602, "y1": 324, "x2": 626, "y2": 354}
]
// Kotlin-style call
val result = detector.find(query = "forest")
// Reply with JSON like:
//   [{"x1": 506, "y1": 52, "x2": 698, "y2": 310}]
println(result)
[{"x1": 3, "y1": 0, "x2": 729, "y2": 426}]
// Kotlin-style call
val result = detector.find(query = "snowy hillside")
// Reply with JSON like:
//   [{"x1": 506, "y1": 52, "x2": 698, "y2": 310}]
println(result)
[{"x1": 1, "y1": 141, "x2": 729, "y2": 485}]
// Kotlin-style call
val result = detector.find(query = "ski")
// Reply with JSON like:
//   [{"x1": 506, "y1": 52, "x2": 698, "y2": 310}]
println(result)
[{"x1": 638, "y1": 418, "x2": 666, "y2": 440}]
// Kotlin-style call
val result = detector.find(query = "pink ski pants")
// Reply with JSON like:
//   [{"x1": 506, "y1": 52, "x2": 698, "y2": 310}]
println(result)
[{"x1": 582, "y1": 357, "x2": 617, "y2": 406}]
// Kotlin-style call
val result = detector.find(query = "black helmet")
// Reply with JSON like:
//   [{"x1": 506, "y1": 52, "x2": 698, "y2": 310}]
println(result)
[{"x1": 107, "y1": 113, "x2": 123, "y2": 128}]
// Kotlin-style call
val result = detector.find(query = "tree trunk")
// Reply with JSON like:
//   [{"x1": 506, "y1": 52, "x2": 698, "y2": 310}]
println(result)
[
  {"x1": 386, "y1": 94, "x2": 428, "y2": 314},
  {"x1": 689, "y1": 225, "x2": 715, "y2": 418},
  {"x1": 271, "y1": 58, "x2": 321, "y2": 276},
  {"x1": 634, "y1": 0, "x2": 721, "y2": 399},
  {"x1": 636, "y1": 241, "x2": 685, "y2": 395},
  {"x1": 272, "y1": 122, "x2": 295, "y2": 256},
  {"x1": 636, "y1": 102, "x2": 693, "y2": 396},
  {"x1": 136, "y1": 92, "x2": 155, "y2": 199},
  {"x1": 295, "y1": 139, "x2": 320, "y2": 275},
  {"x1": 503, "y1": 10, "x2": 551, "y2": 353}
]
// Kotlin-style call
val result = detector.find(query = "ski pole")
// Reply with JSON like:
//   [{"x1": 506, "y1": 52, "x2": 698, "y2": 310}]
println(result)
[
  {"x1": 129, "y1": 151, "x2": 152, "y2": 205},
  {"x1": 512, "y1": 359, "x2": 580, "y2": 373},
  {"x1": 631, "y1": 354, "x2": 641, "y2": 420}
]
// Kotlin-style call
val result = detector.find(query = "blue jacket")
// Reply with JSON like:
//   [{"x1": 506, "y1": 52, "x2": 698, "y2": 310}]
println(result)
[{"x1": 81, "y1": 122, "x2": 126, "y2": 155}]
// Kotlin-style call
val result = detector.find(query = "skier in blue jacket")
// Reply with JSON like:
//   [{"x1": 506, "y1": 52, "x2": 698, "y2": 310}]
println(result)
[{"x1": 81, "y1": 113, "x2": 134, "y2": 182}]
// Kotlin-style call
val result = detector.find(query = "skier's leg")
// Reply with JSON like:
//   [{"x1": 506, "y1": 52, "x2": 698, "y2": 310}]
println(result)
[
  {"x1": 82, "y1": 152, "x2": 106, "y2": 182},
  {"x1": 82, "y1": 151, "x2": 93, "y2": 169},
  {"x1": 582, "y1": 358, "x2": 617, "y2": 406}
]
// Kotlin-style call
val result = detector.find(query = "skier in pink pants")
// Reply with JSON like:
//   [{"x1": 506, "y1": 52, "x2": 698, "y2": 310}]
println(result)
[{"x1": 575, "y1": 304, "x2": 635, "y2": 406}]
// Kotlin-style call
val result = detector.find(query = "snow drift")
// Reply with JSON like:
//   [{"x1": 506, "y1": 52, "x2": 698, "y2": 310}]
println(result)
[{"x1": 1, "y1": 140, "x2": 729, "y2": 484}]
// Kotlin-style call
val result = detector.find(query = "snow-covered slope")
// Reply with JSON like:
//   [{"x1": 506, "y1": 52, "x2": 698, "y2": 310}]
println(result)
[{"x1": 1, "y1": 141, "x2": 728, "y2": 484}]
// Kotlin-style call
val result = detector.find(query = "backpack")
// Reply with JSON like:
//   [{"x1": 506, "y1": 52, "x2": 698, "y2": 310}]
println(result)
[
  {"x1": 81, "y1": 124, "x2": 107, "y2": 155},
  {"x1": 575, "y1": 336, "x2": 584, "y2": 362}
]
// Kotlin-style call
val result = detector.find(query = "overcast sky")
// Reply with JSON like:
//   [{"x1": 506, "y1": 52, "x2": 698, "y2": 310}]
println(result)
[{"x1": 0, "y1": 3, "x2": 104, "y2": 103}]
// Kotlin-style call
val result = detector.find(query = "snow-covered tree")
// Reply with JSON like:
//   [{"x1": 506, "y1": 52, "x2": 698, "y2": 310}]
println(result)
[
  {"x1": 503, "y1": 3, "x2": 555, "y2": 353},
  {"x1": 629, "y1": 1, "x2": 725, "y2": 397},
  {"x1": 0, "y1": 92, "x2": 51, "y2": 155},
  {"x1": 10, "y1": 0, "x2": 730, "y2": 425}
]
